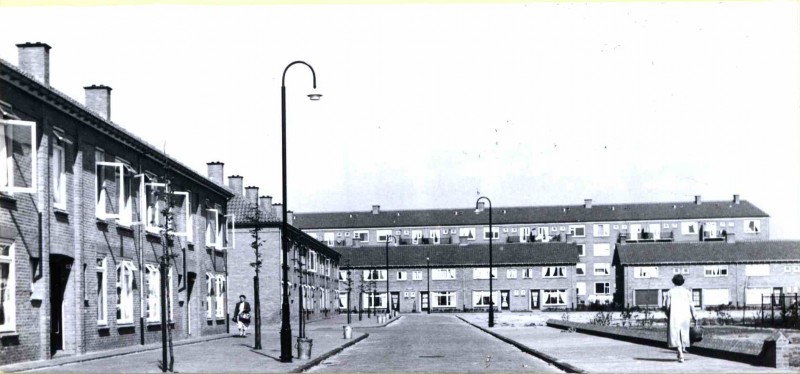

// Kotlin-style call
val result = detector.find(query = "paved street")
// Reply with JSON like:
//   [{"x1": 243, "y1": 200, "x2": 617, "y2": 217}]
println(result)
[{"x1": 309, "y1": 314, "x2": 563, "y2": 373}]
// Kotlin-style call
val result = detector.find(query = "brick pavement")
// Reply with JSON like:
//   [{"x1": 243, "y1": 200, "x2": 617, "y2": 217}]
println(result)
[{"x1": 459, "y1": 314, "x2": 793, "y2": 373}]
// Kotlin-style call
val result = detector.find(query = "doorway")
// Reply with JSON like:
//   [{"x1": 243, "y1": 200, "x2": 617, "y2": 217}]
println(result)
[
  {"x1": 420, "y1": 291, "x2": 429, "y2": 312},
  {"x1": 500, "y1": 290, "x2": 510, "y2": 310},
  {"x1": 50, "y1": 255, "x2": 73, "y2": 356},
  {"x1": 390, "y1": 292, "x2": 400, "y2": 313},
  {"x1": 186, "y1": 272, "x2": 196, "y2": 336},
  {"x1": 530, "y1": 289, "x2": 540, "y2": 310}
]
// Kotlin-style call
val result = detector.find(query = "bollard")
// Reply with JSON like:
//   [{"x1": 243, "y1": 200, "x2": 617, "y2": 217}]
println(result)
[{"x1": 343, "y1": 325, "x2": 352, "y2": 339}]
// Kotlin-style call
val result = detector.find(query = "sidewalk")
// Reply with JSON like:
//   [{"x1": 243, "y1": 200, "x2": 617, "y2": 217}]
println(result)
[{"x1": 458, "y1": 314, "x2": 792, "y2": 373}]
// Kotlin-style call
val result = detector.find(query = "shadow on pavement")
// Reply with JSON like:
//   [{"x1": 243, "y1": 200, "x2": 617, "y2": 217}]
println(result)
[
  {"x1": 634, "y1": 357, "x2": 679, "y2": 362},
  {"x1": 249, "y1": 349, "x2": 282, "y2": 362}
]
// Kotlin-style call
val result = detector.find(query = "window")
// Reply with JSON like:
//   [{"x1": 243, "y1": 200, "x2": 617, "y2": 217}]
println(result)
[
  {"x1": 95, "y1": 160, "x2": 124, "y2": 220},
  {"x1": 577, "y1": 244, "x2": 585, "y2": 257},
  {"x1": 745, "y1": 264, "x2": 770, "y2": 277},
  {"x1": 745, "y1": 288, "x2": 772, "y2": 305},
  {"x1": 0, "y1": 120, "x2": 37, "y2": 194},
  {"x1": 703, "y1": 289, "x2": 730, "y2": 306},
  {"x1": 472, "y1": 268, "x2": 498, "y2": 280},
  {"x1": 116, "y1": 261, "x2": 137, "y2": 324},
  {"x1": 681, "y1": 222, "x2": 698, "y2": 235},
  {"x1": 363, "y1": 292, "x2": 387, "y2": 309},
  {"x1": 459, "y1": 228, "x2": 476, "y2": 240},
  {"x1": 215, "y1": 275, "x2": 226, "y2": 318},
  {"x1": 144, "y1": 181, "x2": 167, "y2": 233},
  {"x1": 519, "y1": 227, "x2": 531, "y2": 242},
  {"x1": 307, "y1": 251, "x2": 318, "y2": 272},
  {"x1": 634, "y1": 267, "x2": 659, "y2": 278},
  {"x1": 338, "y1": 292, "x2": 348, "y2": 309},
  {"x1": 744, "y1": 220, "x2": 761, "y2": 234},
  {"x1": 96, "y1": 258, "x2": 107, "y2": 325},
  {"x1": 542, "y1": 266, "x2": 566, "y2": 278},
  {"x1": 576, "y1": 282, "x2": 586, "y2": 296},
  {"x1": 411, "y1": 230, "x2": 422, "y2": 244},
  {"x1": 338, "y1": 270, "x2": 349, "y2": 281},
  {"x1": 353, "y1": 230, "x2": 369, "y2": 243},
  {"x1": 171, "y1": 191, "x2": 192, "y2": 240},
  {"x1": 691, "y1": 289, "x2": 701, "y2": 307},
  {"x1": 0, "y1": 241, "x2": 15, "y2": 332},
  {"x1": 324, "y1": 232, "x2": 335, "y2": 246},
  {"x1": 542, "y1": 289, "x2": 567, "y2": 306},
  {"x1": 569, "y1": 225, "x2": 585, "y2": 237},
  {"x1": 594, "y1": 263, "x2": 611, "y2": 276},
  {"x1": 412, "y1": 271, "x2": 423, "y2": 280},
  {"x1": 145, "y1": 264, "x2": 161, "y2": 322},
  {"x1": 363, "y1": 269, "x2": 387, "y2": 281},
  {"x1": 431, "y1": 291, "x2": 456, "y2": 308},
  {"x1": 52, "y1": 138, "x2": 67, "y2": 210},
  {"x1": 482, "y1": 227, "x2": 499, "y2": 240},
  {"x1": 472, "y1": 291, "x2": 499, "y2": 307},
  {"x1": 634, "y1": 290, "x2": 658, "y2": 306},
  {"x1": 522, "y1": 268, "x2": 534, "y2": 278},
  {"x1": 536, "y1": 227, "x2": 549, "y2": 242},
  {"x1": 205, "y1": 208, "x2": 222, "y2": 249},
  {"x1": 593, "y1": 243, "x2": 611, "y2": 256},
  {"x1": 397, "y1": 271, "x2": 407, "y2": 281},
  {"x1": 428, "y1": 229, "x2": 440, "y2": 244},
  {"x1": 206, "y1": 273, "x2": 214, "y2": 319},
  {"x1": 431, "y1": 268, "x2": 457, "y2": 280},
  {"x1": 704, "y1": 265, "x2": 728, "y2": 277},
  {"x1": 576, "y1": 263, "x2": 586, "y2": 276},
  {"x1": 506, "y1": 269, "x2": 517, "y2": 279},
  {"x1": 595, "y1": 282, "x2": 611, "y2": 295},
  {"x1": 376, "y1": 230, "x2": 392, "y2": 242},
  {"x1": 593, "y1": 224, "x2": 610, "y2": 237}
]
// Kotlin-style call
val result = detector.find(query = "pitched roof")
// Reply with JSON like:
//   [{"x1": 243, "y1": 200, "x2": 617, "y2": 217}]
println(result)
[
  {"x1": 293, "y1": 200, "x2": 768, "y2": 230},
  {"x1": 617, "y1": 241, "x2": 800, "y2": 265},
  {"x1": 337, "y1": 242, "x2": 579, "y2": 269},
  {"x1": 228, "y1": 195, "x2": 279, "y2": 225}
]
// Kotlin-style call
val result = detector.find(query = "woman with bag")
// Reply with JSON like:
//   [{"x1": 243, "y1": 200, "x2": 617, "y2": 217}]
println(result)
[
  {"x1": 232, "y1": 294, "x2": 251, "y2": 337},
  {"x1": 665, "y1": 274, "x2": 697, "y2": 362}
]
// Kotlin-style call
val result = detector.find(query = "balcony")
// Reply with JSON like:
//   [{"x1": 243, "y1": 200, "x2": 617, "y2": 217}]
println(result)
[
  {"x1": 702, "y1": 230, "x2": 725, "y2": 242},
  {"x1": 620, "y1": 230, "x2": 674, "y2": 243}
]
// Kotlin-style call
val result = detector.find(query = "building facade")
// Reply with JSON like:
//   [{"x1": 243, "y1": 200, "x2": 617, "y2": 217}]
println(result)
[
  {"x1": 617, "y1": 241, "x2": 800, "y2": 309},
  {"x1": 0, "y1": 43, "x2": 233, "y2": 365},
  {"x1": 295, "y1": 196, "x2": 770, "y2": 307}
]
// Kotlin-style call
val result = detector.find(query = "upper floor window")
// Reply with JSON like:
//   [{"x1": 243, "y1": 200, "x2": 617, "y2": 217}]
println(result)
[
  {"x1": 594, "y1": 263, "x2": 611, "y2": 276},
  {"x1": 397, "y1": 271, "x2": 407, "y2": 281},
  {"x1": 428, "y1": 229, "x2": 440, "y2": 244},
  {"x1": 522, "y1": 268, "x2": 534, "y2": 278},
  {"x1": 459, "y1": 228, "x2": 476, "y2": 240},
  {"x1": 745, "y1": 264, "x2": 770, "y2": 277},
  {"x1": 593, "y1": 243, "x2": 611, "y2": 257},
  {"x1": 744, "y1": 220, "x2": 761, "y2": 234},
  {"x1": 307, "y1": 251, "x2": 318, "y2": 272},
  {"x1": 542, "y1": 266, "x2": 566, "y2": 278},
  {"x1": 634, "y1": 266, "x2": 659, "y2": 278},
  {"x1": 482, "y1": 227, "x2": 499, "y2": 240},
  {"x1": 577, "y1": 244, "x2": 586, "y2": 257},
  {"x1": 0, "y1": 120, "x2": 37, "y2": 195},
  {"x1": 353, "y1": 230, "x2": 369, "y2": 243},
  {"x1": 324, "y1": 232, "x2": 335, "y2": 246},
  {"x1": 569, "y1": 225, "x2": 585, "y2": 238},
  {"x1": 472, "y1": 267, "x2": 498, "y2": 280},
  {"x1": 411, "y1": 230, "x2": 423, "y2": 244},
  {"x1": 593, "y1": 224, "x2": 610, "y2": 237},
  {"x1": 363, "y1": 269, "x2": 387, "y2": 281},
  {"x1": 116, "y1": 261, "x2": 137, "y2": 324},
  {"x1": 704, "y1": 265, "x2": 728, "y2": 277},
  {"x1": 0, "y1": 241, "x2": 15, "y2": 332},
  {"x1": 681, "y1": 222, "x2": 698, "y2": 235},
  {"x1": 431, "y1": 268, "x2": 457, "y2": 280},
  {"x1": 412, "y1": 271, "x2": 423, "y2": 280},
  {"x1": 506, "y1": 269, "x2": 517, "y2": 279},
  {"x1": 52, "y1": 137, "x2": 67, "y2": 210},
  {"x1": 376, "y1": 230, "x2": 392, "y2": 242},
  {"x1": 576, "y1": 263, "x2": 586, "y2": 276},
  {"x1": 519, "y1": 227, "x2": 531, "y2": 242}
]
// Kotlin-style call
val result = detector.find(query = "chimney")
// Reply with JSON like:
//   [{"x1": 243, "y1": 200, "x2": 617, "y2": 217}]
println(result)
[
  {"x1": 227, "y1": 175, "x2": 243, "y2": 196},
  {"x1": 372, "y1": 205, "x2": 380, "y2": 215},
  {"x1": 206, "y1": 162, "x2": 224, "y2": 185},
  {"x1": 476, "y1": 201, "x2": 485, "y2": 212},
  {"x1": 273, "y1": 203, "x2": 283, "y2": 221},
  {"x1": 244, "y1": 186, "x2": 259, "y2": 206},
  {"x1": 584, "y1": 199, "x2": 592, "y2": 209},
  {"x1": 259, "y1": 195, "x2": 273, "y2": 211},
  {"x1": 733, "y1": 194, "x2": 740, "y2": 204},
  {"x1": 84, "y1": 85, "x2": 112, "y2": 121},
  {"x1": 287, "y1": 210, "x2": 294, "y2": 225},
  {"x1": 694, "y1": 195, "x2": 702, "y2": 205},
  {"x1": 16, "y1": 42, "x2": 51, "y2": 85}
]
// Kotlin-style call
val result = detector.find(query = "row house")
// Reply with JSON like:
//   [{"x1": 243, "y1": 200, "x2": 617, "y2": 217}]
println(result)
[
  {"x1": 336, "y1": 242, "x2": 580, "y2": 313},
  {"x1": 0, "y1": 42, "x2": 233, "y2": 365},
  {"x1": 294, "y1": 195, "x2": 770, "y2": 306},
  {"x1": 224, "y1": 175, "x2": 340, "y2": 326},
  {"x1": 617, "y1": 241, "x2": 800, "y2": 309}
]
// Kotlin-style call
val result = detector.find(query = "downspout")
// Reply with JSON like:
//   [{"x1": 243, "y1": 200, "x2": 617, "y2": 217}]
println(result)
[{"x1": 138, "y1": 153, "x2": 145, "y2": 345}]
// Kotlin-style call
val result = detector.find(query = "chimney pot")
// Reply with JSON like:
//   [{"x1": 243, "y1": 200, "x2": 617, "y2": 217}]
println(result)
[
  {"x1": 206, "y1": 162, "x2": 224, "y2": 185},
  {"x1": 584, "y1": 199, "x2": 592, "y2": 209},
  {"x1": 259, "y1": 195, "x2": 273, "y2": 212},
  {"x1": 477, "y1": 202, "x2": 485, "y2": 212},
  {"x1": 372, "y1": 205, "x2": 380, "y2": 214},
  {"x1": 227, "y1": 175, "x2": 243, "y2": 196},
  {"x1": 694, "y1": 195, "x2": 702, "y2": 205},
  {"x1": 287, "y1": 210, "x2": 294, "y2": 225},
  {"x1": 244, "y1": 186, "x2": 259, "y2": 206},
  {"x1": 273, "y1": 203, "x2": 284, "y2": 222},
  {"x1": 16, "y1": 42, "x2": 51, "y2": 85},
  {"x1": 84, "y1": 85, "x2": 112, "y2": 121},
  {"x1": 733, "y1": 194, "x2": 740, "y2": 204}
]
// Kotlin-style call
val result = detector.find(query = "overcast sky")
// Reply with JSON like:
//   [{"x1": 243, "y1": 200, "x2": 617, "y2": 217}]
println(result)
[{"x1": 1, "y1": 2, "x2": 798, "y2": 238}]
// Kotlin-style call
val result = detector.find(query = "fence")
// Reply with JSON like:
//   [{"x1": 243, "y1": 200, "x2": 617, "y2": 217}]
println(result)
[{"x1": 760, "y1": 293, "x2": 799, "y2": 329}]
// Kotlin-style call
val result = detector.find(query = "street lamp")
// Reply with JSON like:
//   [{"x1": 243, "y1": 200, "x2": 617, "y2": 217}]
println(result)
[
  {"x1": 384, "y1": 235, "x2": 395, "y2": 318},
  {"x1": 475, "y1": 196, "x2": 494, "y2": 327},
  {"x1": 426, "y1": 256, "x2": 430, "y2": 314},
  {"x1": 280, "y1": 61, "x2": 321, "y2": 363}
]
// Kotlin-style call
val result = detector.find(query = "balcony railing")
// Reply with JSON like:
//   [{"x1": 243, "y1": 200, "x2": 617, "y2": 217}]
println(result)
[{"x1": 619, "y1": 230, "x2": 674, "y2": 243}]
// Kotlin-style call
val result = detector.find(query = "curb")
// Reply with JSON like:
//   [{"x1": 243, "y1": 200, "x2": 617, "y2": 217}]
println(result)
[
  {"x1": 0, "y1": 334, "x2": 235, "y2": 373},
  {"x1": 456, "y1": 316, "x2": 586, "y2": 374},
  {"x1": 358, "y1": 315, "x2": 403, "y2": 329},
  {"x1": 291, "y1": 332, "x2": 370, "y2": 373}
]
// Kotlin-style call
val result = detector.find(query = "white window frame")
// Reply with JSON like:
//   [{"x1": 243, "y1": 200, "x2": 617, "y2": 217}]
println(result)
[
  {"x1": 215, "y1": 275, "x2": 226, "y2": 318},
  {"x1": 593, "y1": 224, "x2": 610, "y2": 237},
  {"x1": 0, "y1": 241, "x2": 16, "y2": 332},
  {"x1": 52, "y1": 138, "x2": 67, "y2": 210},
  {"x1": 569, "y1": 225, "x2": 585, "y2": 238},
  {"x1": 144, "y1": 182, "x2": 167, "y2": 233},
  {"x1": 536, "y1": 227, "x2": 550, "y2": 242},
  {"x1": 205, "y1": 208, "x2": 221, "y2": 249},
  {"x1": 431, "y1": 291, "x2": 456, "y2": 308},
  {"x1": 116, "y1": 261, "x2": 137, "y2": 324},
  {"x1": 542, "y1": 289, "x2": 567, "y2": 306},
  {"x1": 593, "y1": 243, "x2": 611, "y2": 257},
  {"x1": 482, "y1": 227, "x2": 499, "y2": 240},
  {"x1": 353, "y1": 230, "x2": 369, "y2": 243},
  {"x1": 594, "y1": 263, "x2": 611, "y2": 276},
  {"x1": 744, "y1": 220, "x2": 761, "y2": 234},
  {"x1": 338, "y1": 292, "x2": 348, "y2": 309},
  {"x1": 577, "y1": 244, "x2": 586, "y2": 257},
  {"x1": 472, "y1": 291, "x2": 500, "y2": 307},
  {"x1": 362, "y1": 292, "x2": 387, "y2": 309},
  {"x1": 576, "y1": 282, "x2": 586, "y2": 296},
  {"x1": 506, "y1": 269, "x2": 517, "y2": 279},
  {"x1": 576, "y1": 263, "x2": 586, "y2": 276},
  {"x1": 472, "y1": 267, "x2": 498, "y2": 280},
  {"x1": 307, "y1": 251, "x2": 318, "y2": 273},
  {"x1": 397, "y1": 271, "x2": 407, "y2": 281},
  {"x1": 0, "y1": 120, "x2": 37, "y2": 194},
  {"x1": 522, "y1": 268, "x2": 534, "y2": 279},
  {"x1": 681, "y1": 222, "x2": 698, "y2": 235},
  {"x1": 594, "y1": 282, "x2": 611, "y2": 295},
  {"x1": 222, "y1": 214, "x2": 235, "y2": 250},
  {"x1": 745, "y1": 264, "x2": 770, "y2": 277},
  {"x1": 542, "y1": 266, "x2": 566, "y2": 278},
  {"x1": 431, "y1": 268, "x2": 457, "y2": 280},
  {"x1": 412, "y1": 271, "x2": 423, "y2": 280},
  {"x1": 363, "y1": 269, "x2": 387, "y2": 281},
  {"x1": 171, "y1": 191, "x2": 192, "y2": 239},
  {"x1": 324, "y1": 232, "x2": 335, "y2": 246},
  {"x1": 376, "y1": 230, "x2": 392, "y2": 242},
  {"x1": 704, "y1": 265, "x2": 728, "y2": 277},
  {"x1": 428, "y1": 229, "x2": 440, "y2": 244},
  {"x1": 145, "y1": 264, "x2": 161, "y2": 322},
  {"x1": 459, "y1": 227, "x2": 476, "y2": 240},
  {"x1": 519, "y1": 227, "x2": 531, "y2": 242},
  {"x1": 96, "y1": 161, "x2": 125, "y2": 220},
  {"x1": 411, "y1": 230, "x2": 423, "y2": 244},
  {"x1": 206, "y1": 273, "x2": 215, "y2": 319},
  {"x1": 96, "y1": 258, "x2": 107, "y2": 325},
  {"x1": 634, "y1": 266, "x2": 659, "y2": 278}
]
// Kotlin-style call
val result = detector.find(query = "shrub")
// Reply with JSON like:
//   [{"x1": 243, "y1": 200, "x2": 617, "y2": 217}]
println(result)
[{"x1": 590, "y1": 311, "x2": 613, "y2": 326}]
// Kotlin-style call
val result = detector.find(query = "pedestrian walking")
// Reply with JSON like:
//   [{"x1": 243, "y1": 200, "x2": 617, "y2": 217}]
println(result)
[
  {"x1": 232, "y1": 294, "x2": 251, "y2": 337},
  {"x1": 664, "y1": 274, "x2": 696, "y2": 362}
]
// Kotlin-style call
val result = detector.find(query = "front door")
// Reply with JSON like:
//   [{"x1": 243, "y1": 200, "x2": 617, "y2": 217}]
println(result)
[
  {"x1": 50, "y1": 256, "x2": 72, "y2": 356},
  {"x1": 421, "y1": 291, "x2": 429, "y2": 312},
  {"x1": 186, "y1": 272, "x2": 196, "y2": 336},
  {"x1": 530, "y1": 290, "x2": 540, "y2": 310},
  {"x1": 500, "y1": 290, "x2": 510, "y2": 310},
  {"x1": 391, "y1": 292, "x2": 400, "y2": 312}
]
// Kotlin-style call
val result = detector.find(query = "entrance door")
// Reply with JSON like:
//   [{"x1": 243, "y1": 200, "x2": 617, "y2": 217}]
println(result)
[
  {"x1": 500, "y1": 290, "x2": 510, "y2": 310},
  {"x1": 421, "y1": 291, "x2": 429, "y2": 312},
  {"x1": 629, "y1": 224, "x2": 642, "y2": 240},
  {"x1": 50, "y1": 256, "x2": 72, "y2": 356},
  {"x1": 530, "y1": 290, "x2": 540, "y2": 310},
  {"x1": 186, "y1": 272, "x2": 196, "y2": 336},
  {"x1": 391, "y1": 292, "x2": 400, "y2": 312}
]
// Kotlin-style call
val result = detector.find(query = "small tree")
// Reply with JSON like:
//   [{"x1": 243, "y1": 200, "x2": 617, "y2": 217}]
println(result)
[{"x1": 157, "y1": 158, "x2": 178, "y2": 372}]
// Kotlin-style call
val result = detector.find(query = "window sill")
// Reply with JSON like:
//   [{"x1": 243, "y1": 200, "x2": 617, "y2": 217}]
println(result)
[
  {"x1": 54, "y1": 207, "x2": 69, "y2": 216},
  {"x1": 116, "y1": 224, "x2": 135, "y2": 233},
  {"x1": 0, "y1": 194, "x2": 16, "y2": 204},
  {"x1": 97, "y1": 324, "x2": 110, "y2": 330},
  {"x1": 116, "y1": 323, "x2": 136, "y2": 328},
  {"x1": 0, "y1": 331, "x2": 19, "y2": 339}
]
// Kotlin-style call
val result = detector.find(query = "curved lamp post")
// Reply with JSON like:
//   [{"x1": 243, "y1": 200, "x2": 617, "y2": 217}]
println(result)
[
  {"x1": 475, "y1": 196, "x2": 494, "y2": 327},
  {"x1": 280, "y1": 61, "x2": 321, "y2": 363},
  {"x1": 384, "y1": 235, "x2": 395, "y2": 318}
]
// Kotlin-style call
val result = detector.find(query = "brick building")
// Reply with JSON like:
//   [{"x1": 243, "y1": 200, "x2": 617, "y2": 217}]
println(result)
[
  {"x1": 0, "y1": 42, "x2": 233, "y2": 365},
  {"x1": 336, "y1": 242, "x2": 580, "y2": 313},
  {"x1": 294, "y1": 195, "x2": 770, "y2": 307},
  {"x1": 616, "y1": 241, "x2": 800, "y2": 309},
  {"x1": 224, "y1": 176, "x2": 340, "y2": 325}
]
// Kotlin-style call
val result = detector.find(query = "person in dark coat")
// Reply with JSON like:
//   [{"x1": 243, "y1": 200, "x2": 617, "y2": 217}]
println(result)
[{"x1": 232, "y1": 295, "x2": 251, "y2": 337}]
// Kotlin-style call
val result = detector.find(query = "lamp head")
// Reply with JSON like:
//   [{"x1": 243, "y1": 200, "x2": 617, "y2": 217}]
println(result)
[{"x1": 307, "y1": 93, "x2": 322, "y2": 101}]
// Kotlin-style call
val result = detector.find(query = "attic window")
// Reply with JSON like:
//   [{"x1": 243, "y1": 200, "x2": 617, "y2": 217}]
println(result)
[
  {"x1": 673, "y1": 205, "x2": 677, "y2": 209},
  {"x1": 454, "y1": 211, "x2": 458, "y2": 216},
  {"x1": 503, "y1": 209, "x2": 506, "y2": 214},
  {"x1": 396, "y1": 213, "x2": 400, "y2": 217}
]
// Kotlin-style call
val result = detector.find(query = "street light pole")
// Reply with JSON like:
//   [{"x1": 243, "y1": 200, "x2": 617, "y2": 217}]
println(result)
[
  {"x1": 476, "y1": 196, "x2": 494, "y2": 327},
  {"x1": 385, "y1": 235, "x2": 395, "y2": 318},
  {"x1": 426, "y1": 256, "x2": 430, "y2": 314},
  {"x1": 280, "y1": 61, "x2": 321, "y2": 363}
]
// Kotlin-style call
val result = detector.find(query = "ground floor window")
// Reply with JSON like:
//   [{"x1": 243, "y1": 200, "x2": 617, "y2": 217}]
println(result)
[
  {"x1": 145, "y1": 264, "x2": 161, "y2": 322},
  {"x1": 0, "y1": 241, "x2": 15, "y2": 332},
  {"x1": 471, "y1": 291, "x2": 499, "y2": 308},
  {"x1": 96, "y1": 258, "x2": 107, "y2": 325},
  {"x1": 206, "y1": 273, "x2": 215, "y2": 319},
  {"x1": 116, "y1": 261, "x2": 137, "y2": 324},
  {"x1": 634, "y1": 289, "x2": 658, "y2": 307},
  {"x1": 691, "y1": 289, "x2": 702, "y2": 308},
  {"x1": 362, "y1": 292, "x2": 387, "y2": 309},
  {"x1": 215, "y1": 275, "x2": 226, "y2": 318},
  {"x1": 431, "y1": 291, "x2": 456, "y2": 308},
  {"x1": 594, "y1": 282, "x2": 611, "y2": 295},
  {"x1": 338, "y1": 292, "x2": 348, "y2": 309},
  {"x1": 745, "y1": 288, "x2": 772, "y2": 305},
  {"x1": 542, "y1": 289, "x2": 567, "y2": 306},
  {"x1": 703, "y1": 288, "x2": 730, "y2": 306}
]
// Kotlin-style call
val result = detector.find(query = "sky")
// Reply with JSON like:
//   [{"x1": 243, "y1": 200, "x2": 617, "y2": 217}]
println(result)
[{"x1": 0, "y1": 1, "x2": 798, "y2": 238}]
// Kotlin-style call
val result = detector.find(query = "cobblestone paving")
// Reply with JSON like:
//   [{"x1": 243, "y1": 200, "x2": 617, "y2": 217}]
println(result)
[{"x1": 310, "y1": 314, "x2": 563, "y2": 373}]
